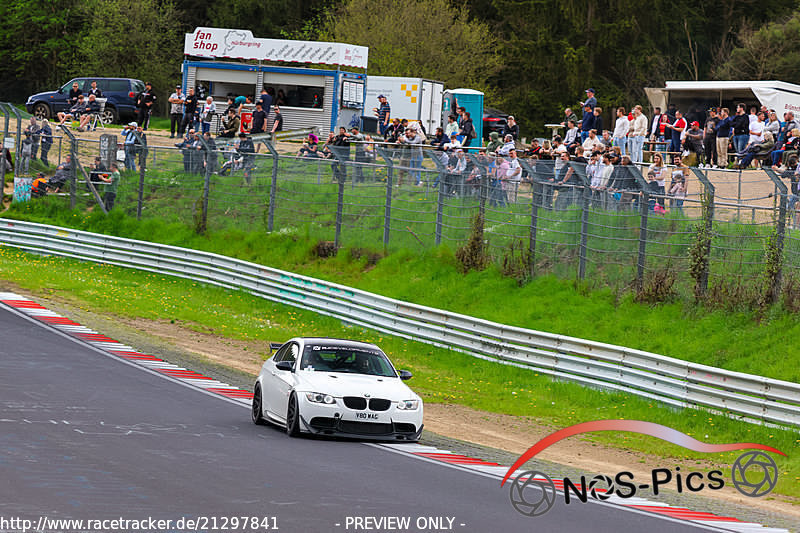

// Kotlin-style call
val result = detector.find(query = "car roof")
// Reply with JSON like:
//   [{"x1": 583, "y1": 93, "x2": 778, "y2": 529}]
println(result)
[{"x1": 295, "y1": 337, "x2": 381, "y2": 350}]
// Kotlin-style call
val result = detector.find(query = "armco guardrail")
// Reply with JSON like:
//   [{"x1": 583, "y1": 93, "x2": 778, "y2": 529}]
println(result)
[{"x1": 1, "y1": 218, "x2": 799, "y2": 428}]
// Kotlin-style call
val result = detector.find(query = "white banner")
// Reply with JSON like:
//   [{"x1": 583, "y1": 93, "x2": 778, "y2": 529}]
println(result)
[
  {"x1": 185, "y1": 28, "x2": 368, "y2": 69},
  {"x1": 752, "y1": 87, "x2": 800, "y2": 116}
]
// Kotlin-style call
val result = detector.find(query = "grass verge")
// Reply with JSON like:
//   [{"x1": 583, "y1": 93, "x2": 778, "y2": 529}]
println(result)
[{"x1": 0, "y1": 246, "x2": 798, "y2": 498}]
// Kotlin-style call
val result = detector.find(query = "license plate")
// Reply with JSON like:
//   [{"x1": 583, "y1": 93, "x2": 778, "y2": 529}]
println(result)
[{"x1": 354, "y1": 412, "x2": 380, "y2": 420}]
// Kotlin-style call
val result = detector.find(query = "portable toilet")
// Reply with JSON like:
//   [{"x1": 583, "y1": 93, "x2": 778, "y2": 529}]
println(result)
[{"x1": 442, "y1": 88, "x2": 484, "y2": 146}]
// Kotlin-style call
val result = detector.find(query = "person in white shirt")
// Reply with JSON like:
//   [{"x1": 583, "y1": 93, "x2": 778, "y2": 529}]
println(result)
[
  {"x1": 582, "y1": 130, "x2": 603, "y2": 153},
  {"x1": 629, "y1": 105, "x2": 649, "y2": 163},
  {"x1": 744, "y1": 111, "x2": 765, "y2": 153},
  {"x1": 503, "y1": 149, "x2": 522, "y2": 202},
  {"x1": 444, "y1": 114, "x2": 459, "y2": 137},
  {"x1": 613, "y1": 107, "x2": 630, "y2": 156}
]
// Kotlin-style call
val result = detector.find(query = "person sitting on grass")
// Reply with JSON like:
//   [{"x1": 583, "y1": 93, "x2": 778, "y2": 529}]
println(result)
[{"x1": 297, "y1": 133, "x2": 320, "y2": 158}]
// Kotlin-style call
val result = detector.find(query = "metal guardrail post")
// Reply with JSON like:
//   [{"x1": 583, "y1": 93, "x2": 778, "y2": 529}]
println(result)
[
  {"x1": 691, "y1": 168, "x2": 716, "y2": 296},
  {"x1": 376, "y1": 147, "x2": 394, "y2": 247},
  {"x1": 264, "y1": 142, "x2": 279, "y2": 232},
  {"x1": 764, "y1": 167, "x2": 788, "y2": 302}
]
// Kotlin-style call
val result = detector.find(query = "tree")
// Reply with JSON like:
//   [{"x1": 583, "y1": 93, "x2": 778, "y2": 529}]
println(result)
[
  {"x1": 317, "y1": 0, "x2": 500, "y2": 94},
  {"x1": 0, "y1": 0, "x2": 82, "y2": 100},
  {"x1": 76, "y1": 0, "x2": 185, "y2": 114},
  {"x1": 716, "y1": 13, "x2": 800, "y2": 82}
]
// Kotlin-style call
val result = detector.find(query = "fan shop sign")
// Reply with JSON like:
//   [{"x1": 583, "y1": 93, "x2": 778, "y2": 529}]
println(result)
[{"x1": 185, "y1": 27, "x2": 368, "y2": 69}]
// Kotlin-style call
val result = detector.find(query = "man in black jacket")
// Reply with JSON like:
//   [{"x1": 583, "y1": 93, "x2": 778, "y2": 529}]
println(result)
[{"x1": 136, "y1": 82, "x2": 157, "y2": 130}]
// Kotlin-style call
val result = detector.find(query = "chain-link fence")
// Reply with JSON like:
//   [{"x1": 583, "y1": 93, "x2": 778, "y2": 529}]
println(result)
[{"x1": 11, "y1": 130, "x2": 800, "y2": 299}]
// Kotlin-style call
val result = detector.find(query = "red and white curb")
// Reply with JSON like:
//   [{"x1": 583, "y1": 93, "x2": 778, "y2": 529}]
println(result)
[
  {"x1": 0, "y1": 292, "x2": 253, "y2": 404},
  {"x1": 0, "y1": 292, "x2": 788, "y2": 532}
]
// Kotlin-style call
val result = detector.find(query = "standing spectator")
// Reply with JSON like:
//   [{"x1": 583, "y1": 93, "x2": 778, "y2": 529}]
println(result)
[
  {"x1": 745, "y1": 111, "x2": 766, "y2": 153},
  {"x1": 601, "y1": 130, "x2": 613, "y2": 148},
  {"x1": 444, "y1": 114, "x2": 459, "y2": 137},
  {"x1": 271, "y1": 105, "x2": 283, "y2": 135},
  {"x1": 237, "y1": 132, "x2": 256, "y2": 183},
  {"x1": 702, "y1": 108, "x2": 719, "y2": 167},
  {"x1": 168, "y1": 85, "x2": 185, "y2": 139},
  {"x1": 504, "y1": 148, "x2": 522, "y2": 202},
  {"x1": 683, "y1": 121, "x2": 704, "y2": 166},
  {"x1": 136, "y1": 82, "x2": 156, "y2": 130},
  {"x1": 580, "y1": 104, "x2": 594, "y2": 142},
  {"x1": 201, "y1": 97, "x2": 216, "y2": 134},
  {"x1": 39, "y1": 120, "x2": 52, "y2": 166},
  {"x1": 400, "y1": 128, "x2": 424, "y2": 185},
  {"x1": 715, "y1": 107, "x2": 733, "y2": 168},
  {"x1": 19, "y1": 131, "x2": 33, "y2": 175},
  {"x1": 504, "y1": 116, "x2": 519, "y2": 141},
  {"x1": 765, "y1": 110, "x2": 781, "y2": 141},
  {"x1": 181, "y1": 87, "x2": 199, "y2": 135},
  {"x1": 459, "y1": 112, "x2": 476, "y2": 148},
  {"x1": 27, "y1": 117, "x2": 40, "y2": 161},
  {"x1": 664, "y1": 110, "x2": 687, "y2": 155},
  {"x1": 68, "y1": 82, "x2": 82, "y2": 106},
  {"x1": 177, "y1": 128, "x2": 195, "y2": 172},
  {"x1": 731, "y1": 103, "x2": 750, "y2": 156},
  {"x1": 376, "y1": 95, "x2": 391, "y2": 136},
  {"x1": 583, "y1": 88, "x2": 597, "y2": 110},
  {"x1": 98, "y1": 163, "x2": 120, "y2": 211},
  {"x1": 613, "y1": 107, "x2": 630, "y2": 156},
  {"x1": 250, "y1": 101, "x2": 266, "y2": 134},
  {"x1": 649, "y1": 106, "x2": 665, "y2": 156},
  {"x1": 350, "y1": 126, "x2": 366, "y2": 182},
  {"x1": 668, "y1": 155, "x2": 689, "y2": 211},
  {"x1": 259, "y1": 88, "x2": 273, "y2": 124},
  {"x1": 275, "y1": 89, "x2": 287, "y2": 106},
  {"x1": 123, "y1": 122, "x2": 138, "y2": 171},
  {"x1": 88, "y1": 80, "x2": 102, "y2": 98},
  {"x1": 592, "y1": 106, "x2": 604, "y2": 134},
  {"x1": 629, "y1": 105, "x2": 648, "y2": 163}
]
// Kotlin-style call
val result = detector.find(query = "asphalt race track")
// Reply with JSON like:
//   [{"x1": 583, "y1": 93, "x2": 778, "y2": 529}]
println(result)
[{"x1": 0, "y1": 305, "x2": 721, "y2": 533}]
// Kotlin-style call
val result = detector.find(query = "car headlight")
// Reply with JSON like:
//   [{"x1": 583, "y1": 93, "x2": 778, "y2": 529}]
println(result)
[
  {"x1": 396, "y1": 399, "x2": 419, "y2": 410},
  {"x1": 305, "y1": 392, "x2": 336, "y2": 404}
]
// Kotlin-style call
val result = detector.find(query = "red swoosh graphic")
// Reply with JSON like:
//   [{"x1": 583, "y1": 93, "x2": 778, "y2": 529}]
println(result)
[{"x1": 500, "y1": 420, "x2": 785, "y2": 486}]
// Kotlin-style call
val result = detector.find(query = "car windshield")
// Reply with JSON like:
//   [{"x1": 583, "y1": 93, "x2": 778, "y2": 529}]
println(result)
[{"x1": 300, "y1": 345, "x2": 396, "y2": 377}]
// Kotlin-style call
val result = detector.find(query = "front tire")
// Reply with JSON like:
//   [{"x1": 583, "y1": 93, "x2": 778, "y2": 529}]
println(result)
[
  {"x1": 251, "y1": 383, "x2": 266, "y2": 425},
  {"x1": 32, "y1": 103, "x2": 50, "y2": 120},
  {"x1": 286, "y1": 392, "x2": 301, "y2": 437}
]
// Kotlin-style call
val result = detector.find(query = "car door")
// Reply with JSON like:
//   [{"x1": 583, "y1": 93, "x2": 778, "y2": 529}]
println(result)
[{"x1": 264, "y1": 342, "x2": 299, "y2": 421}]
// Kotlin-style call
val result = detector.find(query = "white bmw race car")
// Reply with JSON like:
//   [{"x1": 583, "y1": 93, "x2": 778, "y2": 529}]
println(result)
[{"x1": 252, "y1": 338, "x2": 424, "y2": 441}]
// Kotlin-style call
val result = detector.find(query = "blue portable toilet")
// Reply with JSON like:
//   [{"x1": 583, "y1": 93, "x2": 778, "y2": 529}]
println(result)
[{"x1": 442, "y1": 88, "x2": 484, "y2": 148}]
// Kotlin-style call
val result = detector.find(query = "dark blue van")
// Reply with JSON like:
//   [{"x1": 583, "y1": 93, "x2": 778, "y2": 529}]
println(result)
[{"x1": 26, "y1": 77, "x2": 145, "y2": 124}]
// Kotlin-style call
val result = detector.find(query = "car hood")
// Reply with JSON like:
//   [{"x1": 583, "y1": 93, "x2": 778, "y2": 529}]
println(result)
[
  {"x1": 296, "y1": 371, "x2": 418, "y2": 400},
  {"x1": 27, "y1": 90, "x2": 59, "y2": 102}
]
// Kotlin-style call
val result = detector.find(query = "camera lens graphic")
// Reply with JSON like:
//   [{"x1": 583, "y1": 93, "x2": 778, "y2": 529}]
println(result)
[
  {"x1": 509, "y1": 471, "x2": 557, "y2": 517},
  {"x1": 731, "y1": 451, "x2": 778, "y2": 497}
]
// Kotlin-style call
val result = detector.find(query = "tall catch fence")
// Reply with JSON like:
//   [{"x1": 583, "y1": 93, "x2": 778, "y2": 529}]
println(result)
[{"x1": 9, "y1": 131, "x2": 799, "y2": 300}]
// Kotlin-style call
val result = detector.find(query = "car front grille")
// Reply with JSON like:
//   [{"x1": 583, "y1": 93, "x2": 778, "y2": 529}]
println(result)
[
  {"x1": 339, "y1": 421, "x2": 394, "y2": 435},
  {"x1": 343, "y1": 397, "x2": 367, "y2": 410},
  {"x1": 369, "y1": 398, "x2": 391, "y2": 411}
]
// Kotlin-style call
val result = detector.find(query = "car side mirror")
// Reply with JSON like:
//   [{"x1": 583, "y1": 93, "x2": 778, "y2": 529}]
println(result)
[
  {"x1": 275, "y1": 360, "x2": 294, "y2": 372},
  {"x1": 398, "y1": 370, "x2": 413, "y2": 381}
]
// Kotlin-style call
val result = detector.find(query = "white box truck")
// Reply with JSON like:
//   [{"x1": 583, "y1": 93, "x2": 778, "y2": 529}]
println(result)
[{"x1": 365, "y1": 76, "x2": 444, "y2": 134}]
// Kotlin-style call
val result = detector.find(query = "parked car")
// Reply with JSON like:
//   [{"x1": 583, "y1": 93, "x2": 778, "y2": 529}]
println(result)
[
  {"x1": 26, "y1": 77, "x2": 145, "y2": 125},
  {"x1": 483, "y1": 107, "x2": 509, "y2": 139}
]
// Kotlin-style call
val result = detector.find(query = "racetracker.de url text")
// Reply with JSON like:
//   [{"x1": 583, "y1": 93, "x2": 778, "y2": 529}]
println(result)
[{"x1": 0, "y1": 515, "x2": 280, "y2": 532}]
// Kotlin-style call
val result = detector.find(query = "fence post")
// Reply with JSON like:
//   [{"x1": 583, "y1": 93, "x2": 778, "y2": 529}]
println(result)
[
  {"x1": 264, "y1": 142, "x2": 279, "y2": 232},
  {"x1": 630, "y1": 167, "x2": 651, "y2": 286},
  {"x1": 69, "y1": 137, "x2": 78, "y2": 209},
  {"x1": 519, "y1": 160, "x2": 538, "y2": 277},
  {"x1": 569, "y1": 162, "x2": 591, "y2": 280},
  {"x1": 335, "y1": 179, "x2": 345, "y2": 249},
  {"x1": 0, "y1": 104, "x2": 8, "y2": 178},
  {"x1": 425, "y1": 152, "x2": 448, "y2": 246},
  {"x1": 691, "y1": 168, "x2": 716, "y2": 296},
  {"x1": 133, "y1": 130, "x2": 148, "y2": 220},
  {"x1": 763, "y1": 167, "x2": 788, "y2": 302},
  {"x1": 9, "y1": 105, "x2": 22, "y2": 180},
  {"x1": 376, "y1": 147, "x2": 394, "y2": 247}
]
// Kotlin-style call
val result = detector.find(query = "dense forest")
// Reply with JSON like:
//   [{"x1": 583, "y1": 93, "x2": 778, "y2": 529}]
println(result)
[{"x1": 1, "y1": 0, "x2": 798, "y2": 134}]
